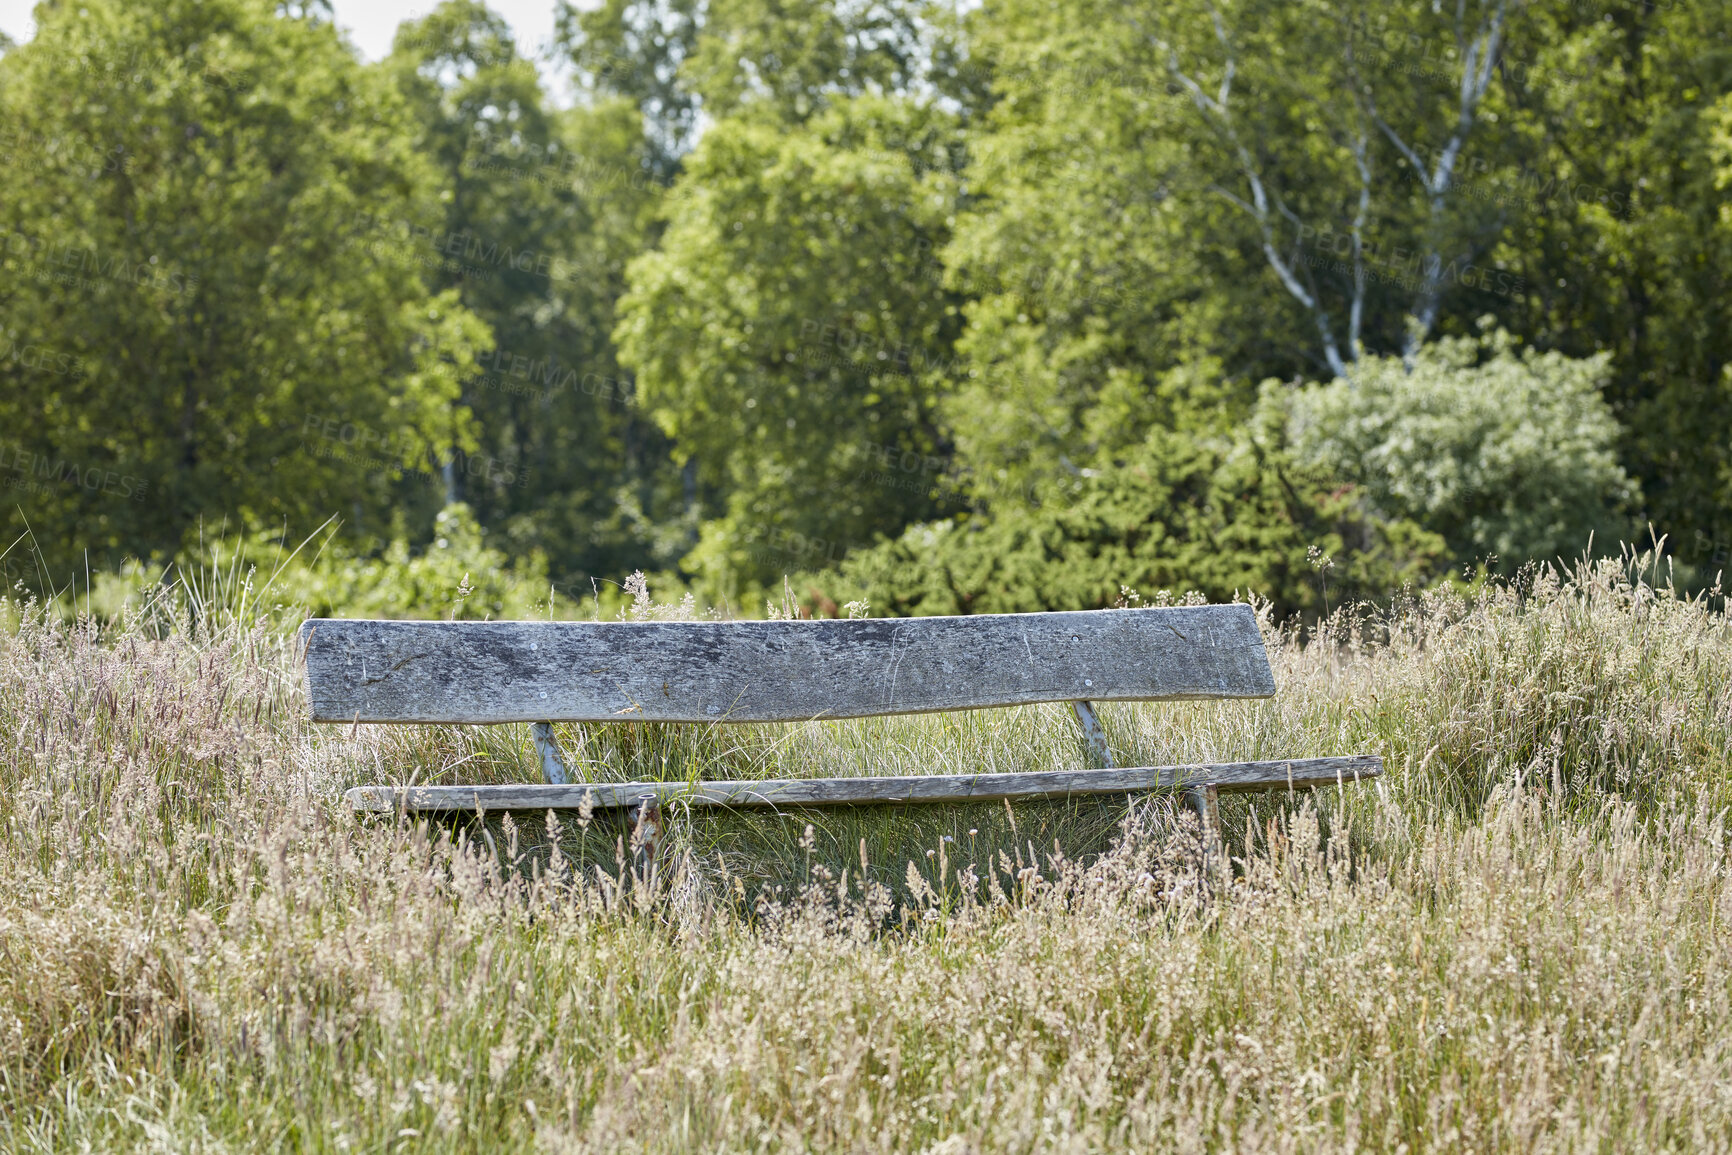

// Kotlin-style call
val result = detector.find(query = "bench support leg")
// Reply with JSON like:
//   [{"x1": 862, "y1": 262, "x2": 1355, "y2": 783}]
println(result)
[
  {"x1": 531, "y1": 722, "x2": 570, "y2": 786},
  {"x1": 1070, "y1": 700, "x2": 1222, "y2": 885},
  {"x1": 630, "y1": 795, "x2": 664, "y2": 883},
  {"x1": 1071, "y1": 700, "x2": 1113, "y2": 768},
  {"x1": 1186, "y1": 784, "x2": 1223, "y2": 885}
]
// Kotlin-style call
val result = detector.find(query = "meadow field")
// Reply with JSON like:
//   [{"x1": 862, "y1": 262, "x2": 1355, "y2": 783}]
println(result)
[{"x1": 2, "y1": 555, "x2": 1730, "y2": 1152}]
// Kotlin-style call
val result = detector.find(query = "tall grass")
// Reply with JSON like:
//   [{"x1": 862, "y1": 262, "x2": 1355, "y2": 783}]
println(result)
[{"x1": 0, "y1": 554, "x2": 1729, "y2": 1150}]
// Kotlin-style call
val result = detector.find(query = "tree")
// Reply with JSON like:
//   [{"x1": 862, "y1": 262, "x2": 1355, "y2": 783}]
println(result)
[
  {"x1": 932, "y1": 0, "x2": 1274, "y2": 498},
  {"x1": 1150, "y1": 0, "x2": 1732, "y2": 561},
  {"x1": 678, "y1": 0, "x2": 927, "y2": 126},
  {"x1": 1151, "y1": 0, "x2": 1515, "y2": 372},
  {"x1": 931, "y1": 0, "x2": 1730, "y2": 575},
  {"x1": 555, "y1": 0, "x2": 957, "y2": 165},
  {"x1": 615, "y1": 96, "x2": 963, "y2": 602},
  {"x1": 943, "y1": 0, "x2": 1530, "y2": 456},
  {"x1": 385, "y1": 1, "x2": 688, "y2": 591},
  {"x1": 555, "y1": 0, "x2": 706, "y2": 174},
  {"x1": 1493, "y1": 0, "x2": 1732, "y2": 568},
  {"x1": 0, "y1": 0, "x2": 486, "y2": 582}
]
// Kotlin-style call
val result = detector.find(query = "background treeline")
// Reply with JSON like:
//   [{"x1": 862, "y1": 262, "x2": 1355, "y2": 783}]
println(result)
[{"x1": 1, "y1": 0, "x2": 1728, "y2": 618}]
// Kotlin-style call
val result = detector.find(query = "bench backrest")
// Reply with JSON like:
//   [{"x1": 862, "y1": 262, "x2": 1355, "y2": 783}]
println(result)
[{"x1": 299, "y1": 605, "x2": 1274, "y2": 725}]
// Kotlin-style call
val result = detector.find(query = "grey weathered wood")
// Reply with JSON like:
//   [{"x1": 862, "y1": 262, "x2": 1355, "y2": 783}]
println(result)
[
  {"x1": 530, "y1": 722, "x2": 569, "y2": 786},
  {"x1": 1185, "y1": 784, "x2": 1222, "y2": 833},
  {"x1": 1071, "y1": 700, "x2": 1113, "y2": 767},
  {"x1": 301, "y1": 606, "x2": 1274, "y2": 724},
  {"x1": 1187, "y1": 783, "x2": 1224, "y2": 880},
  {"x1": 345, "y1": 755, "x2": 1380, "y2": 812}
]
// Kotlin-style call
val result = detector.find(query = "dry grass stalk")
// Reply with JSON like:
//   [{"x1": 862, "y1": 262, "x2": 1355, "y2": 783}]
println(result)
[{"x1": 0, "y1": 554, "x2": 1728, "y2": 1150}]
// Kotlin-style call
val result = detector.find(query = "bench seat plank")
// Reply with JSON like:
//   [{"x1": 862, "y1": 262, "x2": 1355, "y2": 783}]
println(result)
[
  {"x1": 345, "y1": 755, "x2": 1380, "y2": 812},
  {"x1": 302, "y1": 606, "x2": 1275, "y2": 725}
]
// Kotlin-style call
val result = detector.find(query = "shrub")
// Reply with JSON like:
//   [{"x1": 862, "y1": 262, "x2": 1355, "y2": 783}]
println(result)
[
  {"x1": 1282, "y1": 328, "x2": 1639, "y2": 570},
  {"x1": 820, "y1": 418, "x2": 1444, "y2": 619},
  {"x1": 276, "y1": 504, "x2": 553, "y2": 619},
  {"x1": 85, "y1": 504, "x2": 554, "y2": 623}
]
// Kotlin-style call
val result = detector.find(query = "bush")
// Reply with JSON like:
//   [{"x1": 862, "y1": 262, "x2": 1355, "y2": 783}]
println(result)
[
  {"x1": 819, "y1": 417, "x2": 1444, "y2": 619},
  {"x1": 278, "y1": 505, "x2": 554, "y2": 619},
  {"x1": 85, "y1": 504, "x2": 555, "y2": 623},
  {"x1": 1282, "y1": 328, "x2": 1639, "y2": 570}
]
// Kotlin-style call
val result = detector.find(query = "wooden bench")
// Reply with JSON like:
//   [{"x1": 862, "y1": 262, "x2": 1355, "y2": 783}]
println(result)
[{"x1": 302, "y1": 605, "x2": 1380, "y2": 850}]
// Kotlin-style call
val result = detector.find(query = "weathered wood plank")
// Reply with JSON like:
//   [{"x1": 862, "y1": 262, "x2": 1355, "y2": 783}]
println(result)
[
  {"x1": 301, "y1": 606, "x2": 1275, "y2": 724},
  {"x1": 344, "y1": 755, "x2": 1380, "y2": 812}
]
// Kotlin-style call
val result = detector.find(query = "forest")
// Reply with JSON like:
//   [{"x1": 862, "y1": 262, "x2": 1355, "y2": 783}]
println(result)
[{"x1": 2, "y1": 0, "x2": 1728, "y2": 618}]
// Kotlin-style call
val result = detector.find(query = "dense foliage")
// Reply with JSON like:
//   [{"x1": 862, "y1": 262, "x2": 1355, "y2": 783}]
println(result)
[
  {"x1": 0, "y1": 0, "x2": 487, "y2": 577},
  {"x1": 1285, "y1": 327, "x2": 1637, "y2": 568},
  {"x1": 3, "y1": 0, "x2": 1730, "y2": 614}
]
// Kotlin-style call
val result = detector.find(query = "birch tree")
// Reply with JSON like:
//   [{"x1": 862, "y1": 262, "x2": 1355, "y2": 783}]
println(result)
[{"x1": 1153, "y1": 0, "x2": 1514, "y2": 371}]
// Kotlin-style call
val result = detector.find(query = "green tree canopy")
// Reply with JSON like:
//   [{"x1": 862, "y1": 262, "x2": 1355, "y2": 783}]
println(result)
[
  {"x1": 5, "y1": 0, "x2": 1730, "y2": 612},
  {"x1": 385, "y1": 0, "x2": 687, "y2": 591},
  {"x1": 0, "y1": 0, "x2": 486, "y2": 581},
  {"x1": 615, "y1": 96, "x2": 963, "y2": 601},
  {"x1": 557, "y1": 0, "x2": 944, "y2": 148},
  {"x1": 828, "y1": 416, "x2": 1444, "y2": 619},
  {"x1": 938, "y1": 0, "x2": 1730, "y2": 567}
]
